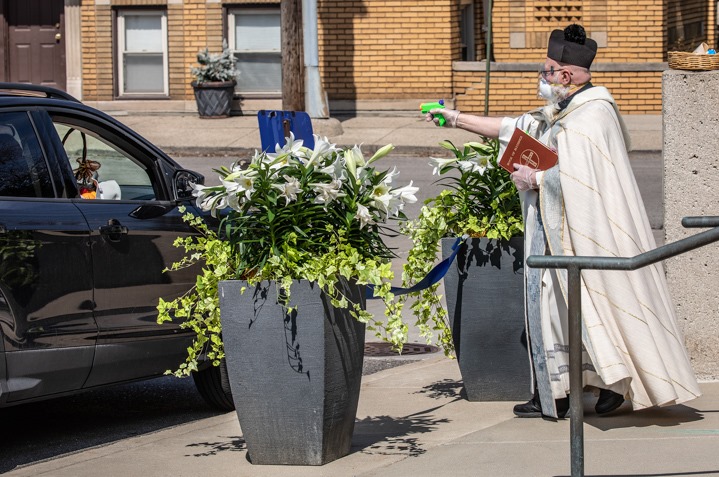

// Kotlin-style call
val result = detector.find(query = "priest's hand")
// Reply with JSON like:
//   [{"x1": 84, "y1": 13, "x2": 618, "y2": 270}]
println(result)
[
  {"x1": 511, "y1": 164, "x2": 538, "y2": 191},
  {"x1": 426, "y1": 108, "x2": 461, "y2": 128}
]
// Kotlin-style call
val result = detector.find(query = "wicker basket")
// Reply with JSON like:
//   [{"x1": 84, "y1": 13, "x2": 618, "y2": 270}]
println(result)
[{"x1": 668, "y1": 51, "x2": 719, "y2": 71}]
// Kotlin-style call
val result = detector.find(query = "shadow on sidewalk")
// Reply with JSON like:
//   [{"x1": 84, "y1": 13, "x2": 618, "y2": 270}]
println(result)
[
  {"x1": 584, "y1": 402, "x2": 704, "y2": 431},
  {"x1": 352, "y1": 412, "x2": 451, "y2": 457},
  {"x1": 0, "y1": 376, "x2": 223, "y2": 473},
  {"x1": 350, "y1": 378, "x2": 461, "y2": 457},
  {"x1": 185, "y1": 436, "x2": 247, "y2": 457}
]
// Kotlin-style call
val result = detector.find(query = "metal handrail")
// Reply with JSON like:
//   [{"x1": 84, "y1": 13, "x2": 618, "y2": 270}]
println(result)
[{"x1": 525, "y1": 216, "x2": 719, "y2": 477}]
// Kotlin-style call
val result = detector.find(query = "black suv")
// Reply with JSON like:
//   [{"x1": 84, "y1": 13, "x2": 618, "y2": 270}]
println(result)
[{"x1": 0, "y1": 83, "x2": 232, "y2": 410}]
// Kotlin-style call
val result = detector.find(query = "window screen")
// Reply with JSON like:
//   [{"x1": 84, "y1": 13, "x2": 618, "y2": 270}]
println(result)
[
  {"x1": 230, "y1": 8, "x2": 282, "y2": 93},
  {"x1": 118, "y1": 10, "x2": 168, "y2": 95}
]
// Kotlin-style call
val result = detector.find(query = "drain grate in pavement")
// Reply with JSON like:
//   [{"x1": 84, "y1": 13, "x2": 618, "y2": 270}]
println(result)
[{"x1": 364, "y1": 342, "x2": 440, "y2": 357}]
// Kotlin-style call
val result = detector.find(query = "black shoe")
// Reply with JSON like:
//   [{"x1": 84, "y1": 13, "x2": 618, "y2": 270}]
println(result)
[
  {"x1": 513, "y1": 396, "x2": 569, "y2": 419},
  {"x1": 595, "y1": 389, "x2": 625, "y2": 415},
  {"x1": 555, "y1": 397, "x2": 569, "y2": 419},
  {"x1": 513, "y1": 396, "x2": 542, "y2": 418}
]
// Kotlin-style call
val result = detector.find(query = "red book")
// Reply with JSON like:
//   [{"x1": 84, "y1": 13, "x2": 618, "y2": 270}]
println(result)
[{"x1": 499, "y1": 128, "x2": 558, "y2": 173}]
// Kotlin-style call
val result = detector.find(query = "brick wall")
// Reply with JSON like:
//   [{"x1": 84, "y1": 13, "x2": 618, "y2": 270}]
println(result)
[
  {"x1": 318, "y1": 0, "x2": 458, "y2": 101},
  {"x1": 494, "y1": 0, "x2": 665, "y2": 62},
  {"x1": 454, "y1": 69, "x2": 662, "y2": 117},
  {"x1": 80, "y1": 3, "x2": 113, "y2": 101},
  {"x1": 78, "y1": 0, "x2": 712, "y2": 115}
]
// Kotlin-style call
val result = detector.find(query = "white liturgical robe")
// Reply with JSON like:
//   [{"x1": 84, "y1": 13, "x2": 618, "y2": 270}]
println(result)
[{"x1": 498, "y1": 86, "x2": 701, "y2": 417}]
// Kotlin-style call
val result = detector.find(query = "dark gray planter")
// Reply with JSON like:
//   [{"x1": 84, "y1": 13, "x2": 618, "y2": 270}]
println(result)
[
  {"x1": 191, "y1": 80, "x2": 236, "y2": 118},
  {"x1": 219, "y1": 279, "x2": 365, "y2": 465},
  {"x1": 441, "y1": 237, "x2": 531, "y2": 401}
]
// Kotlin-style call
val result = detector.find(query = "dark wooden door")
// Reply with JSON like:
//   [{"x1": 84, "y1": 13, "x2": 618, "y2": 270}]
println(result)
[{"x1": 6, "y1": 0, "x2": 66, "y2": 89}]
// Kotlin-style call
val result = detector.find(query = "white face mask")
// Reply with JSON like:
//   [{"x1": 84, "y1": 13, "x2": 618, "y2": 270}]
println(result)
[
  {"x1": 537, "y1": 78, "x2": 555, "y2": 100},
  {"x1": 537, "y1": 77, "x2": 578, "y2": 104}
]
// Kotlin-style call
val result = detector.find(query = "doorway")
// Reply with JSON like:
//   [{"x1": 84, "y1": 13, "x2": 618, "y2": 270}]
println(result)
[{"x1": 1, "y1": 0, "x2": 66, "y2": 90}]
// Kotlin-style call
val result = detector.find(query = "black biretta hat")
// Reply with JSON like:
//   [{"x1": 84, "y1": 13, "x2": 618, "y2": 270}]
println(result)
[{"x1": 547, "y1": 24, "x2": 597, "y2": 68}]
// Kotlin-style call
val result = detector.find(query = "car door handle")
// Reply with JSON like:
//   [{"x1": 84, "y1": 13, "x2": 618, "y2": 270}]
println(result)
[{"x1": 99, "y1": 219, "x2": 128, "y2": 241}]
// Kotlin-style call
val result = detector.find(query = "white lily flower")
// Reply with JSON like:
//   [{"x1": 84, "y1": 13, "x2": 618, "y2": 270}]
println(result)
[
  {"x1": 267, "y1": 153, "x2": 291, "y2": 170},
  {"x1": 265, "y1": 132, "x2": 307, "y2": 165},
  {"x1": 393, "y1": 181, "x2": 419, "y2": 205},
  {"x1": 226, "y1": 192, "x2": 241, "y2": 211},
  {"x1": 311, "y1": 179, "x2": 345, "y2": 205},
  {"x1": 386, "y1": 181, "x2": 419, "y2": 216},
  {"x1": 307, "y1": 135, "x2": 337, "y2": 166},
  {"x1": 221, "y1": 175, "x2": 254, "y2": 201},
  {"x1": 355, "y1": 204, "x2": 374, "y2": 229},
  {"x1": 367, "y1": 143, "x2": 395, "y2": 164},
  {"x1": 202, "y1": 193, "x2": 229, "y2": 217},
  {"x1": 277, "y1": 131, "x2": 304, "y2": 155},
  {"x1": 460, "y1": 152, "x2": 493, "y2": 175},
  {"x1": 382, "y1": 166, "x2": 400, "y2": 186},
  {"x1": 457, "y1": 160, "x2": 476, "y2": 172},
  {"x1": 344, "y1": 145, "x2": 366, "y2": 179},
  {"x1": 466, "y1": 141, "x2": 494, "y2": 155},
  {"x1": 428, "y1": 156, "x2": 459, "y2": 175},
  {"x1": 273, "y1": 175, "x2": 302, "y2": 204},
  {"x1": 371, "y1": 183, "x2": 392, "y2": 214},
  {"x1": 319, "y1": 162, "x2": 344, "y2": 181},
  {"x1": 191, "y1": 183, "x2": 213, "y2": 209}
]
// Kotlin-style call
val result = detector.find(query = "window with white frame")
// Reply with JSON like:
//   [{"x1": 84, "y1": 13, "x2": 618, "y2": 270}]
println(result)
[
  {"x1": 460, "y1": 1, "x2": 476, "y2": 61},
  {"x1": 228, "y1": 7, "x2": 282, "y2": 95},
  {"x1": 117, "y1": 10, "x2": 168, "y2": 96}
]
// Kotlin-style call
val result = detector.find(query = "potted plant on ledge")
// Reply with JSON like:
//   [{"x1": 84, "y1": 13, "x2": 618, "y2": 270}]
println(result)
[
  {"x1": 400, "y1": 138, "x2": 529, "y2": 401},
  {"x1": 157, "y1": 134, "x2": 416, "y2": 465},
  {"x1": 191, "y1": 40, "x2": 237, "y2": 118}
]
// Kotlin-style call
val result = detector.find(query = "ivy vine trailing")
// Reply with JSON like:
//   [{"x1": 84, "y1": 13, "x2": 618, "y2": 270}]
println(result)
[
  {"x1": 157, "y1": 135, "x2": 414, "y2": 377},
  {"x1": 400, "y1": 138, "x2": 524, "y2": 356}
]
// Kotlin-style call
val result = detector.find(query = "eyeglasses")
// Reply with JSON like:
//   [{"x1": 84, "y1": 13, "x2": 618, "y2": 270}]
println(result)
[{"x1": 539, "y1": 66, "x2": 567, "y2": 79}]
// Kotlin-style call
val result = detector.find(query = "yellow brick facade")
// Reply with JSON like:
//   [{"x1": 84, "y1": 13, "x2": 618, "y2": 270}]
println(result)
[
  {"x1": 318, "y1": 0, "x2": 459, "y2": 100},
  {"x1": 79, "y1": 0, "x2": 716, "y2": 116},
  {"x1": 455, "y1": 70, "x2": 663, "y2": 116}
]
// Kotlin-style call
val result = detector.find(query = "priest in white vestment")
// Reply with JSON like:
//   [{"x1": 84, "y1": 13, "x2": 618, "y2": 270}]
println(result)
[{"x1": 426, "y1": 24, "x2": 701, "y2": 419}]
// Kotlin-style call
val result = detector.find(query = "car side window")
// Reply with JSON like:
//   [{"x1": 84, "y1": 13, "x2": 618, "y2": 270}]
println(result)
[
  {"x1": 54, "y1": 122, "x2": 157, "y2": 201},
  {"x1": 0, "y1": 112, "x2": 54, "y2": 198}
]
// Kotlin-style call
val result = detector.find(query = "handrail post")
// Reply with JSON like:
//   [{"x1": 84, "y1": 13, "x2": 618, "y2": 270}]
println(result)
[
  {"x1": 567, "y1": 265, "x2": 584, "y2": 477},
  {"x1": 526, "y1": 217, "x2": 719, "y2": 476}
]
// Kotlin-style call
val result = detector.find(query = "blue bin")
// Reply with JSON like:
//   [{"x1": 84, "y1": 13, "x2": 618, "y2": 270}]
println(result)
[{"x1": 257, "y1": 110, "x2": 315, "y2": 152}]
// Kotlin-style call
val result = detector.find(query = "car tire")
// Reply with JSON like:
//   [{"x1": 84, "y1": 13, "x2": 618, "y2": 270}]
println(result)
[{"x1": 192, "y1": 358, "x2": 235, "y2": 411}]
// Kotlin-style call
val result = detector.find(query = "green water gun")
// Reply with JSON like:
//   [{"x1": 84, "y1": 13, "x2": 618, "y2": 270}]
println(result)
[{"x1": 420, "y1": 99, "x2": 446, "y2": 127}]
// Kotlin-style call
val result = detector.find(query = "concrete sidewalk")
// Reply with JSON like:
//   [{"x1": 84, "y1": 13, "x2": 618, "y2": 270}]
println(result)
[
  {"x1": 7, "y1": 355, "x2": 719, "y2": 477},
  {"x1": 112, "y1": 113, "x2": 663, "y2": 157}
]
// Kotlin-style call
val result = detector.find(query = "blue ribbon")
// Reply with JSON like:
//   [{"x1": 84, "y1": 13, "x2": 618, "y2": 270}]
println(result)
[{"x1": 366, "y1": 236, "x2": 466, "y2": 299}]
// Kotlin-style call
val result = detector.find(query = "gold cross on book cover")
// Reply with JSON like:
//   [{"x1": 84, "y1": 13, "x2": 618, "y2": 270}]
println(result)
[{"x1": 499, "y1": 128, "x2": 558, "y2": 173}]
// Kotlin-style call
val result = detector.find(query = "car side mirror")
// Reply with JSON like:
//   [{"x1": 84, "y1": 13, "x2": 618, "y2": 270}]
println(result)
[{"x1": 173, "y1": 169, "x2": 204, "y2": 201}]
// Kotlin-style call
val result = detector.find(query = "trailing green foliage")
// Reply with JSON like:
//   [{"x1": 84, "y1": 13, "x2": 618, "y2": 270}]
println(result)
[
  {"x1": 400, "y1": 138, "x2": 524, "y2": 356},
  {"x1": 157, "y1": 211, "x2": 236, "y2": 376},
  {"x1": 157, "y1": 137, "x2": 413, "y2": 376}
]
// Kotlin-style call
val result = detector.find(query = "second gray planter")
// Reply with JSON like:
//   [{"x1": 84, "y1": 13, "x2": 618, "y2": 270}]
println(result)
[{"x1": 441, "y1": 237, "x2": 531, "y2": 401}]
